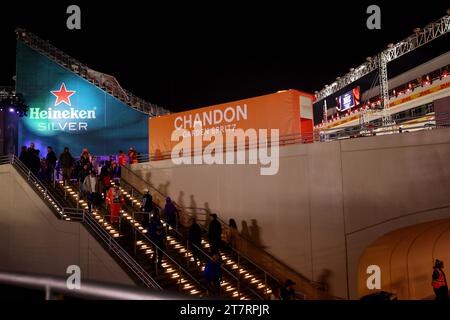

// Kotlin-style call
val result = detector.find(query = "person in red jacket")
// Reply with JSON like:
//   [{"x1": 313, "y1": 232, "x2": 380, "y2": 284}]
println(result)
[
  {"x1": 118, "y1": 150, "x2": 128, "y2": 166},
  {"x1": 118, "y1": 150, "x2": 128, "y2": 178},
  {"x1": 106, "y1": 184, "x2": 125, "y2": 224}
]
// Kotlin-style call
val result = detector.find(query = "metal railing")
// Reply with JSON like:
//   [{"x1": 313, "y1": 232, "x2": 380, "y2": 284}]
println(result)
[
  {"x1": 0, "y1": 155, "x2": 162, "y2": 290},
  {"x1": 178, "y1": 206, "x2": 328, "y2": 299},
  {"x1": 119, "y1": 166, "x2": 321, "y2": 298},
  {"x1": 186, "y1": 209, "x2": 310, "y2": 299},
  {"x1": 141, "y1": 112, "x2": 450, "y2": 161},
  {"x1": 0, "y1": 154, "x2": 68, "y2": 219},
  {"x1": 59, "y1": 179, "x2": 201, "y2": 293},
  {"x1": 188, "y1": 240, "x2": 259, "y2": 300},
  {"x1": 60, "y1": 178, "x2": 207, "y2": 296},
  {"x1": 15, "y1": 28, "x2": 171, "y2": 117},
  {"x1": 0, "y1": 271, "x2": 190, "y2": 300},
  {"x1": 0, "y1": 86, "x2": 14, "y2": 95},
  {"x1": 129, "y1": 209, "x2": 262, "y2": 299},
  {"x1": 126, "y1": 211, "x2": 209, "y2": 296},
  {"x1": 83, "y1": 210, "x2": 161, "y2": 289}
]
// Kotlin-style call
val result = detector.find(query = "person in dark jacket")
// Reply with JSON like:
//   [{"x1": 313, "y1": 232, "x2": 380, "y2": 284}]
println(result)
[
  {"x1": 204, "y1": 253, "x2": 222, "y2": 296},
  {"x1": 59, "y1": 147, "x2": 74, "y2": 185},
  {"x1": 208, "y1": 214, "x2": 222, "y2": 254},
  {"x1": 189, "y1": 218, "x2": 203, "y2": 264},
  {"x1": 19, "y1": 146, "x2": 28, "y2": 167},
  {"x1": 140, "y1": 188, "x2": 153, "y2": 228},
  {"x1": 280, "y1": 279, "x2": 296, "y2": 300},
  {"x1": 26, "y1": 142, "x2": 36, "y2": 159},
  {"x1": 148, "y1": 207, "x2": 161, "y2": 240},
  {"x1": 153, "y1": 224, "x2": 166, "y2": 270},
  {"x1": 99, "y1": 161, "x2": 111, "y2": 199},
  {"x1": 45, "y1": 146, "x2": 57, "y2": 182},
  {"x1": 78, "y1": 164, "x2": 90, "y2": 185},
  {"x1": 27, "y1": 143, "x2": 40, "y2": 176},
  {"x1": 79, "y1": 148, "x2": 91, "y2": 169},
  {"x1": 31, "y1": 150, "x2": 41, "y2": 177},
  {"x1": 128, "y1": 147, "x2": 138, "y2": 164},
  {"x1": 164, "y1": 197, "x2": 178, "y2": 229}
]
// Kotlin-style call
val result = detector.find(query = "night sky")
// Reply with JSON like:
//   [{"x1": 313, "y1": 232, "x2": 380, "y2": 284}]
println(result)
[{"x1": 1, "y1": 1, "x2": 449, "y2": 112}]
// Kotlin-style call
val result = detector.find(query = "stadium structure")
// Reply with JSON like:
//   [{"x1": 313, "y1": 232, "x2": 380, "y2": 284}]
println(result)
[{"x1": 0, "y1": 10, "x2": 449, "y2": 300}]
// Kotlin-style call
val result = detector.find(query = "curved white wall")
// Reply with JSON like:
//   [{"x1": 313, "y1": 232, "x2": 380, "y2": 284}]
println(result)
[{"x1": 136, "y1": 127, "x2": 450, "y2": 299}]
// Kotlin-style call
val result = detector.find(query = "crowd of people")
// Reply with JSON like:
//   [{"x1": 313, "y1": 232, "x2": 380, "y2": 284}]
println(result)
[
  {"x1": 18, "y1": 143, "x2": 142, "y2": 217},
  {"x1": 19, "y1": 144, "x2": 140, "y2": 182}
]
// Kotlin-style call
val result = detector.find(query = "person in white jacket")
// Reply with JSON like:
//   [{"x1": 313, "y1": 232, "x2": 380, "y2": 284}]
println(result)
[{"x1": 82, "y1": 171, "x2": 99, "y2": 213}]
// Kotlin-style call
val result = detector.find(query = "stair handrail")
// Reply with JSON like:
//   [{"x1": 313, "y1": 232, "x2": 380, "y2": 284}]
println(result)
[
  {"x1": 1, "y1": 154, "x2": 67, "y2": 219},
  {"x1": 126, "y1": 212, "x2": 209, "y2": 295},
  {"x1": 120, "y1": 164, "x2": 334, "y2": 298},
  {"x1": 0, "y1": 270, "x2": 188, "y2": 300},
  {"x1": 1, "y1": 155, "x2": 162, "y2": 290},
  {"x1": 129, "y1": 208, "x2": 263, "y2": 300},
  {"x1": 189, "y1": 240, "x2": 264, "y2": 300},
  {"x1": 83, "y1": 211, "x2": 162, "y2": 290}
]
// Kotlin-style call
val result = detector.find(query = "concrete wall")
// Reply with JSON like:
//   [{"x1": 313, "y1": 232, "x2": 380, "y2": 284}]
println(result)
[
  {"x1": 0, "y1": 164, "x2": 135, "y2": 287},
  {"x1": 134, "y1": 127, "x2": 450, "y2": 299}
]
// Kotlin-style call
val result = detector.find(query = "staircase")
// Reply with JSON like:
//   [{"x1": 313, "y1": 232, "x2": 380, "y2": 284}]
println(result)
[
  {"x1": 118, "y1": 165, "x2": 340, "y2": 300},
  {"x1": 51, "y1": 179, "x2": 210, "y2": 297},
  {"x1": 0, "y1": 155, "x2": 204, "y2": 296},
  {"x1": 117, "y1": 179, "x2": 270, "y2": 300},
  {"x1": 119, "y1": 164, "x2": 341, "y2": 299},
  {"x1": 49, "y1": 170, "x2": 266, "y2": 299},
  {"x1": 0, "y1": 154, "x2": 331, "y2": 299}
]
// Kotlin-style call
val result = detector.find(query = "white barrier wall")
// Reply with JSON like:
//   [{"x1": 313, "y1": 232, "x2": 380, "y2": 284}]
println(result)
[
  {"x1": 0, "y1": 164, "x2": 135, "y2": 287},
  {"x1": 136, "y1": 127, "x2": 450, "y2": 299}
]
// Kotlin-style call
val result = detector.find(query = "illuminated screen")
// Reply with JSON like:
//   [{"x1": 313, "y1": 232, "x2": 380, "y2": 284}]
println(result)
[
  {"x1": 337, "y1": 87, "x2": 360, "y2": 112},
  {"x1": 16, "y1": 41, "x2": 149, "y2": 157}
]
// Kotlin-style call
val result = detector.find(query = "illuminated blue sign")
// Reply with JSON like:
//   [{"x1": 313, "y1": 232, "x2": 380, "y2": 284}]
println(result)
[{"x1": 16, "y1": 41, "x2": 149, "y2": 156}]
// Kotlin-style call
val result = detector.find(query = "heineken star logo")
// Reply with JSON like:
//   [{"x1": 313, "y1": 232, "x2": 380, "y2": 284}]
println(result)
[{"x1": 51, "y1": 83, "x2": 76, "y2": 107}]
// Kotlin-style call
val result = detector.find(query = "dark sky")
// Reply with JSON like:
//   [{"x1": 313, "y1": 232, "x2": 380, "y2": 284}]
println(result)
[{"x1": 1, "y1": 1, "x2": 449, "y2": 112}]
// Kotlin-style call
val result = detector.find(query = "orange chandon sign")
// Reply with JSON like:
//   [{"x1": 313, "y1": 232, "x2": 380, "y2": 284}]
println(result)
[{"x1": 148, "y1": 89, "x2": 314, "y2": 158}]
